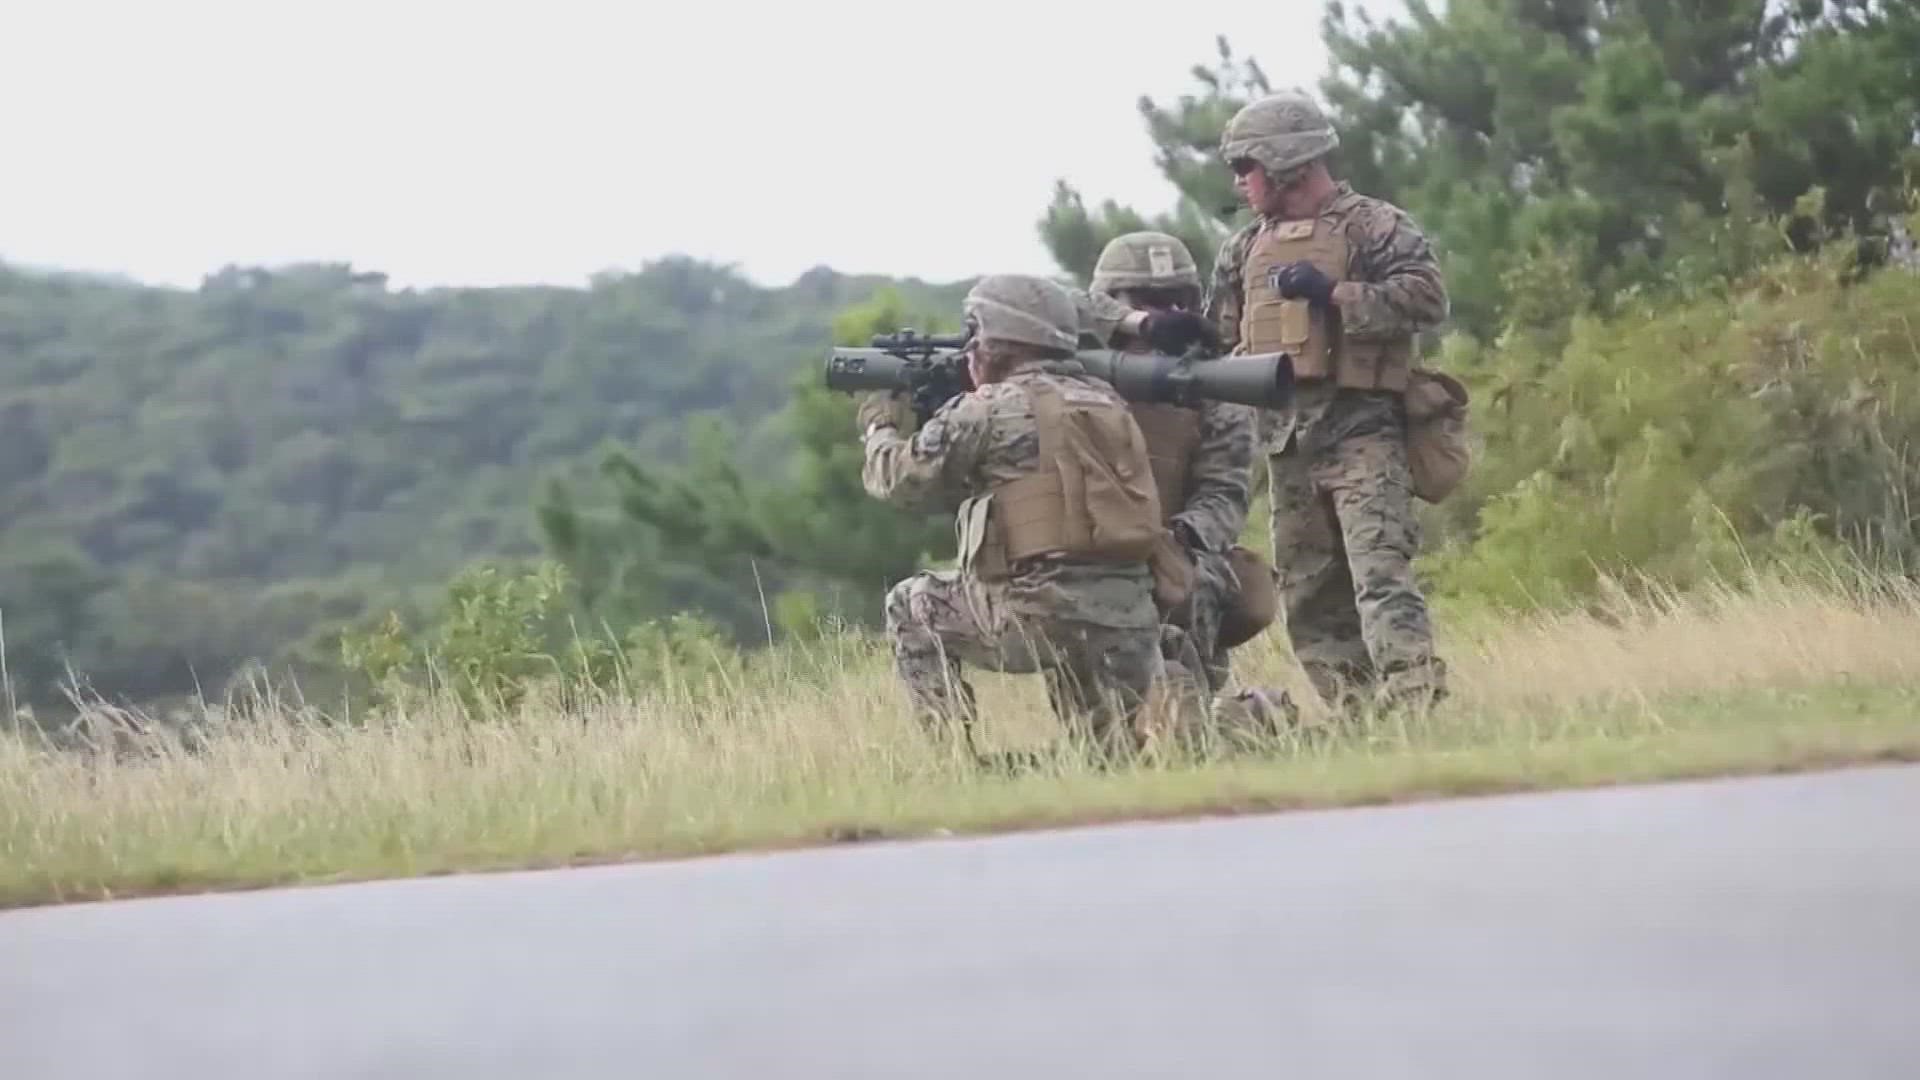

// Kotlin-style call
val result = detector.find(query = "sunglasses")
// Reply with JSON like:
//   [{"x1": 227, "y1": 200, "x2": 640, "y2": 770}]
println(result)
[
  {"x1": 1116, "y1": 288, "x2": 1191, "y2": 310},
  {"x1": 1228, "y1": 159, "x2": 1309, "y2": 187}
]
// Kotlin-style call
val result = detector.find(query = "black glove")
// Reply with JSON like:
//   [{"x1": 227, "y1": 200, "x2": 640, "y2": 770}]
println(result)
[
  {"x1": 909, "y1": 362, "x2": 973, "y2": 426},
  {"x1": 1273, "y1": 260, "x2": 1336, "y2": 306},
  {"x1": 1140, "y1": 310, "x2": 1221, "y2": 356}
]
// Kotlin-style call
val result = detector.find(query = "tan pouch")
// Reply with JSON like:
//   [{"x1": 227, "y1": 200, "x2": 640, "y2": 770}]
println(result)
[
  {"x1": 956, "y1": 494, "x2": 1007, "y2": 582},
  {"x1": 1404, "y1": 368, "x2": 1471, "y2": 503},
  {"x1": 1217, "y1": 545, "x2": 1278, "y2": 649},
  {"x1": 1277, "y1": 299, "x2": 1313, "y2": 350}
]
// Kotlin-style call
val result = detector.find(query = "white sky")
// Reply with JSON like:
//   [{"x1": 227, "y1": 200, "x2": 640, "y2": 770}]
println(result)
[{"x1": 1, "y1": 0, "x2": 1335, "y2": 290}]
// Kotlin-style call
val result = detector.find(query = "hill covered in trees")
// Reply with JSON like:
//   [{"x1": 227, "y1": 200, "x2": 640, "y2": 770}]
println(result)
[
  {"x1": 0, "y1": 259, "x2": 968, "y2": 706},
  {"x1": 7, "y1": 0, "x2": 1918, "y2": 713}
]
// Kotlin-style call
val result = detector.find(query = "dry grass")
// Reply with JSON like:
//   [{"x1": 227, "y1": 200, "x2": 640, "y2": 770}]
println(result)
[{"x1": 4, "y1": 570, "x2": 1920, "y2": 909}]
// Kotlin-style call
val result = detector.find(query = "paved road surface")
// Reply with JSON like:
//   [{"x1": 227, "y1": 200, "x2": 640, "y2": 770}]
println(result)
[{"x1": 5, "y1": 765, "x2": 1919, "y2": 1078}]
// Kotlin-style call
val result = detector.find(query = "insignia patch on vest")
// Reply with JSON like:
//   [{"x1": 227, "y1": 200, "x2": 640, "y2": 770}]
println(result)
[
  {"x1": 1059, "y1": 385, "x2": 1115, "y2": 406},
  {"x1": 1148, "y1": 245, "x2": 1175, "y2": 277},
  {"x1": 1273, "y1": 219, "x2": 1317, "y2": 240},
  {"x1": 1265, "y1": 264, "x2": 1287, "y2": 292}
]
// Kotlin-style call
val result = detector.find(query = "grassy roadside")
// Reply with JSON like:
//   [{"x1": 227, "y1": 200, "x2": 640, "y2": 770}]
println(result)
[{"x1": 5, "y1": 574, "x2": 1920, "y2": 909}]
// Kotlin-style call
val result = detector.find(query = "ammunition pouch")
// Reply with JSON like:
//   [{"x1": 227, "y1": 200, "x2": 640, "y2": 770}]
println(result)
[
  {"x1": 1403, "y1": 367, "x2": 1471, "y2": 503},
  {"x1": 1216, "y1": 545, "x2": 1278, "y2": 649},
  {"x1": 1337, "y1": 336, "x2": 1413, "y2": 392},
  {"x1": 956, "y1": 494, "x2": 1005, "y2": 582}
]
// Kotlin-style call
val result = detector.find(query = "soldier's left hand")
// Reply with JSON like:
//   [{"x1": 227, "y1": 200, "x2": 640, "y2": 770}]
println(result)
[
  {"x1": 1141, "y1": 310, "x2": 1221, "y2": 356},
  {"x1": 856, "y1": 390, "x2": 913, "y2": 435},
  {"x1": 1274, "y1": 260, "x2": 1336, "y2": 306}
]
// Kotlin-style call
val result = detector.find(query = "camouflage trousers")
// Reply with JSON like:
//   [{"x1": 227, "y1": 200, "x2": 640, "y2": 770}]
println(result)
[
  {"x1": 1160, "y1": 546, "x2": 1237, "y2": 695},
  {"x1": 883, "y1": 569, "x2": 1165, "y2": 755},
  {"x1": 1268, "y1": 396, "x2": 1447, "y2": 712}
]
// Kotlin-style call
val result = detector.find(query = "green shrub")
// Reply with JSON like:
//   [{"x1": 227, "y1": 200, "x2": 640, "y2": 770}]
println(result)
[
  {"x1": 1428, "y1": 247, "x2": 1920, "y2": 611},
  {"x1": 339, "y1": 560, "x2": 746, "y2": 717}
]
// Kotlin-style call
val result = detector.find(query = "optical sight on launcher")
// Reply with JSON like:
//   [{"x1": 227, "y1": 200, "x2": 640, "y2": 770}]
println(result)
[{"x1": 824, "y1": 329, "x2": 1294, "y2": 420}]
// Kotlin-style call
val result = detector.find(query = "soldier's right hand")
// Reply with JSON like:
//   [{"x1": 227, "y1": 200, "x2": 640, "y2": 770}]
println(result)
[{"x1": 1141, "y1": 310, "x2": 1221, "y2": 356}]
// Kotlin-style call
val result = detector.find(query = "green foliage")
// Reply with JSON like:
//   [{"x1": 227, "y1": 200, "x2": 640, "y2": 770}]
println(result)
[
  {"x1": 337, "y1": 559, "x2": 745, "y2": 716},
  {"x1": 1041, "y1": 9, "x2": 1920, "y2": 337},
  {"x1": 1318, "y1": 0, "x2": 1920, "y2": 334},
  {"x1": 760, "y1": 286, "x2": 964, "y2": 585},
  {"x1": 1031, "y1": 9, "x2": 1920, "y2": 622},
  {"x1": 1038, "y1": 36, "x2": 1269, "y2": 284},
  {"x1": 341, "y1": 560, "x2": 583, "y2": 715},
  {"x1": 0, "y1": 258, "x2": 961, "y2": 707},
  {"x1": 1426, "y1": 241, "x2": 1920, "y2": 609},
  {"x1": 533, "y1": 285, "x2": 967, "y2": 647},
  {"x1": 11, "y1": 8, "x2": 1920, "y2": 715}
]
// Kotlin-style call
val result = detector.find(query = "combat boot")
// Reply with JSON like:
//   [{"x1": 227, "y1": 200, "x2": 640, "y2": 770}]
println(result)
[
  {"x1": 1374, "y1": 657, "x2": 1449, "y2": 717},
  {"x1": 1209, "y1": 685, "x2": 1302, "y2": 754}
]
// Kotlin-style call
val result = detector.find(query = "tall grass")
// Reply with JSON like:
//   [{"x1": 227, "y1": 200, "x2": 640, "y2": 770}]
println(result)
[{"x1": 4, "y1": 570, "x2": 1920, "y2": 907}]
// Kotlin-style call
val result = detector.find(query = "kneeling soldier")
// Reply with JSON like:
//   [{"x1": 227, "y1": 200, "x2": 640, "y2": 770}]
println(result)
[{"x1": 858, "y1": 274, "x2": 1169, "y2": 759}]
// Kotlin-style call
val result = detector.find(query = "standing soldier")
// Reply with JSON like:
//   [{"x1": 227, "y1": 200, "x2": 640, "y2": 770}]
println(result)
[
  {"x1": 1086, "y1": 231, "x2": 1269, "y2": 700},
  {"x1": 1206, "y1": 88, "x2": 1451, "y2": 714},
  {"x1": 858, "y1": 274, "x2": 1168, "y2": 761}
]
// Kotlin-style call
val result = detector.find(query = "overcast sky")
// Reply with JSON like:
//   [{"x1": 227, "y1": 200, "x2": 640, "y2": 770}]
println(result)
[{"x1": 2, "y1": 0, "x2": 1337, "y2": 291}]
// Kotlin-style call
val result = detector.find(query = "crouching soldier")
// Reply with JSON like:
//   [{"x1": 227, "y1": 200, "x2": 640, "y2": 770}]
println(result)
[
  {"x1": 1085, "y1": 231, "x2": 1278, "y2": 708},
  {"x1": 857, "y1": 274, "x2": 1169, "y2": 761}
]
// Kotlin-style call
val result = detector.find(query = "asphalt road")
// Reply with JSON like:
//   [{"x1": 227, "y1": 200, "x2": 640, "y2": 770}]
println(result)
[{"x1": 5, "y1": 765, "x2": 1919, "y2": 1079}]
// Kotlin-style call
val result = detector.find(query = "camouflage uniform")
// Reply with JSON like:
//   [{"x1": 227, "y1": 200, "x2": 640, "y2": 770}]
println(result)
[
  {"x1": 1083, "y1": 232, "x2": 1259, "y2": 696},
  {"x1": 1073, "y1": 289, "x2": 1139, "y2": 346},
  {"x1": 862, "y1": 278, "x2": 1165, "y2": 755},
  {"x1": 1208, "y1": 91, "x2": 1450, "y2": 712},
  {"x1": 1148, "y1": 402, "x2": 1256, "y2": 692}
]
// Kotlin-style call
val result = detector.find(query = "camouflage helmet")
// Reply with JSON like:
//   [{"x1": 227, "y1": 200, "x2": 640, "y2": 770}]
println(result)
[
  {"x1": 1219, "y1": 88, "x2": 1339, "y2": 177},
  {"x1": 963, "y1": 273, "x2": 1079, "y2": 353},
  {"x1": 1090, "y1": 231, "x2": 1202, "y2": 302}
]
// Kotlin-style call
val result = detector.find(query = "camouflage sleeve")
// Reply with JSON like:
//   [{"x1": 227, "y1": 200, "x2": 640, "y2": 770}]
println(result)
[
  {"x1": 860, "y1": 391, "x2": 991, "y2": 512},
  {"x1": 1334, "y1": 199, "x2": 1449, "y2": 339},
  {"x1": 1170, "y1": 400, "x2": 1256, "y2": 553},
  {"x1": 1071, "y1": 288, "x2": 1141, "y2": 346},
  {"x1": 1204, "y1": 224, "x2": 1255, "y2": 354}
]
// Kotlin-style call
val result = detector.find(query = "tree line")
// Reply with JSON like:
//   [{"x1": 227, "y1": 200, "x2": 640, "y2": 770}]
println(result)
[{"x1": 4, "y1": 0, "x2": 1917, "y2": 711}]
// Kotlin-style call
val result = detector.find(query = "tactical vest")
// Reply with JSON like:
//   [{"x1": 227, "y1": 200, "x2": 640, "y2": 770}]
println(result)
[
  {"x1": 1240, "y1": 215, "x2": 1412, "y2": 392},
  {"x1": 960, "y1": 378, "x2": 1162, "y2": 583},
  {"x1": 1128, "y1": 402, "x2": 1203, "y2": 523}
]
